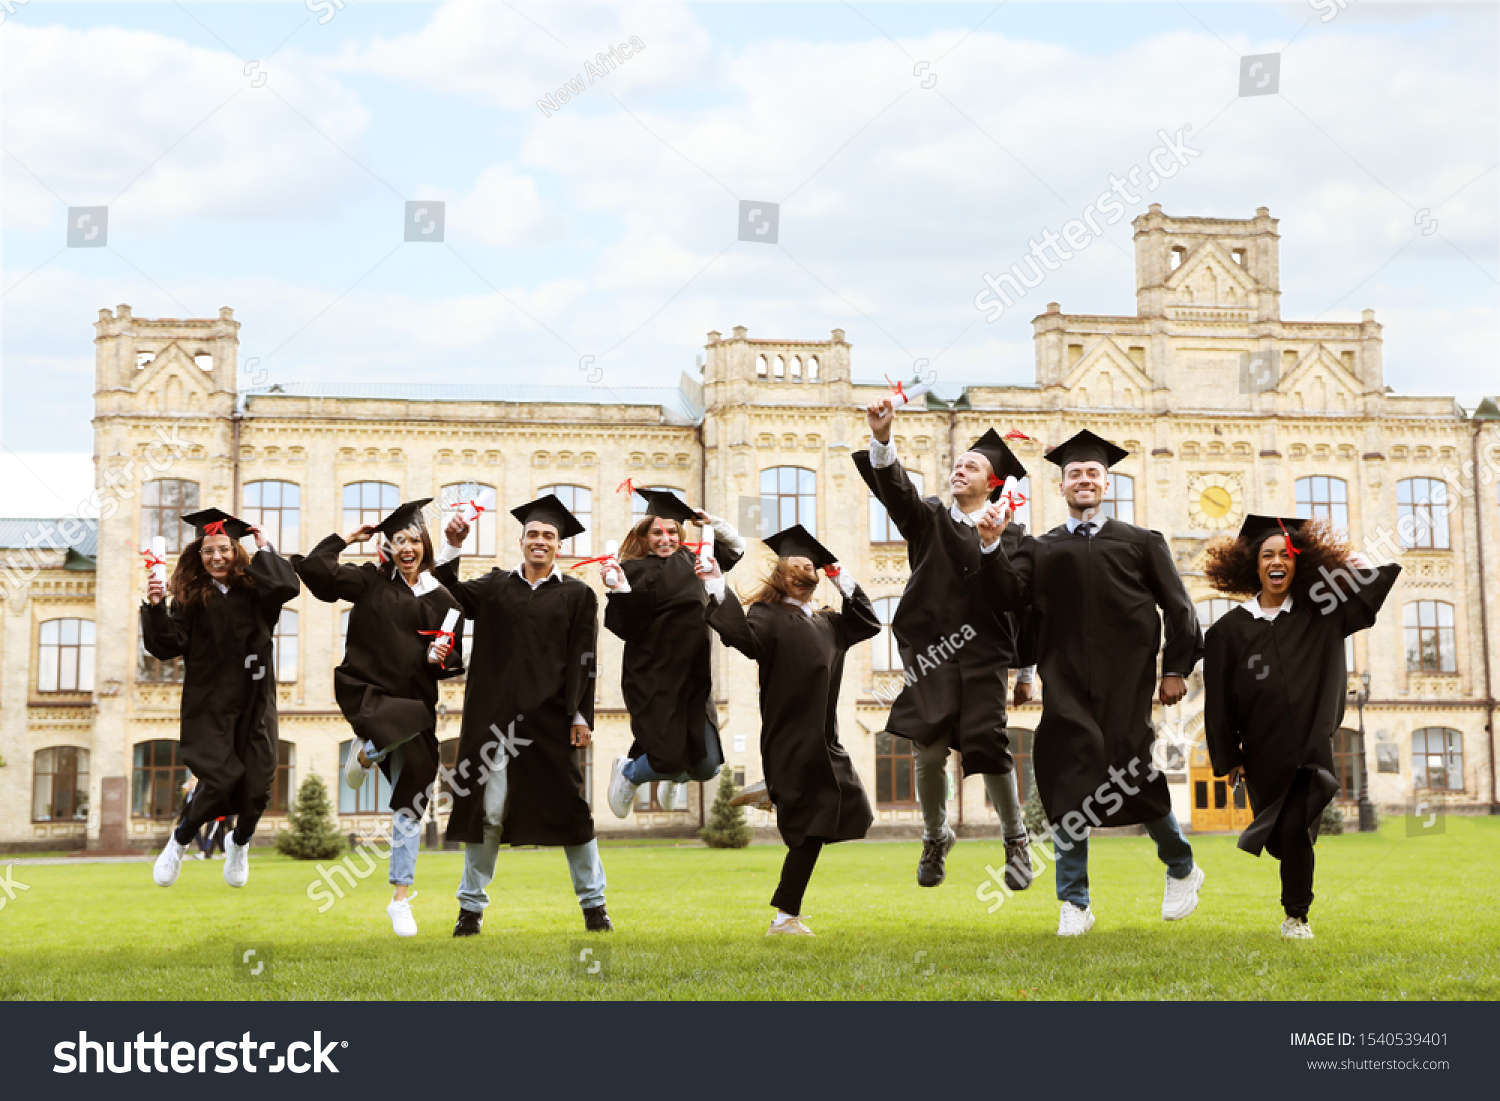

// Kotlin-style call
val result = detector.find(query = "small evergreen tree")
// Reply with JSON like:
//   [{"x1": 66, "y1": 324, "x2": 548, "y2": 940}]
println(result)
[
  {"x1": 275, "y1": 773, "x2": 347, "y2": 860},
  {"x1": 699, "y1": 766, "x2": 753, "y2": 849},
  {"x1": 1320, "y1": 799, "x2": 1347, "y2": 835}
]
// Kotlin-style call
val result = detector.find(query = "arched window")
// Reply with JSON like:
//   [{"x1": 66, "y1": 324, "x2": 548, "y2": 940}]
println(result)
[
  {"x1": 342, "y1": 481, "x2": 400, "y2": 557},
  {"x1": 1296, "y1": 475, "x2": 1349, "y2": 530},
  {"x1": 132, "y1": 740, "x2": 186, "y2": 820},
  {"x1": 1100, "y1": 472, "x2": 1134, "y2": 524},
  {"x1": 38, "y1": 618, "x2": 94, "y2": 693},
  {"x1": 870, "y1": 597, "x2": 900, "y2": 672},
  {"x1": 875, "y1": 731, "x2": 918, "y2": 806},
  {"x1": 1412, "y1": 728, "x2": 1463, "y2": 791},
  {"x1": 273, "y1": 610, "x2": 298, "y2": 683},
  {"x1": 141, "y1": 478, "x2": 200, "y2": 552},
  {"x1": 756, "y1": 355, "x2": 768, "y2": 379},
  {"x1": 807, "y1": 356, "x2": 819, "y2": 381},
  {"x1": 871, "y1": 471, "x2": 922, "y2": 543},
  {"x1": 440, "y1": 482, "x2": 498, "y2": 557},
  {"x1": 1196, "y1": 598, "x2": 1235, "y2": 629},
  {"x1": 33, "y1": 746, "x2": 90, "y2": 822},
  {"x1": 269, "y1": 742, "x2": 296, "y2": 814},
  {"x1": 1331, "y1": 728, "x2": 1367, "y2": 802},
  {"x1": 338, "y1": 740, "x2": 393, "y2": 814},
  {"x1": 242, "y1": 480, "x2": 301, "y2": 554},
  {"x1": 790, "y1": 355, "x2": 802, "y2": 380},
  {"x1": 1398, "y1": 478, "x2": 1450, "y2": 549},
  {"x1": 760, "y1": 467, "x2": 817, "y2": 536},
  {"x1": 537, "y1": 484, "x2": 592, "y2": 558},
  {"x1": 1404, "y1": 601, "x2": 1456, "y2": 673},
  {"x1": 631, "y1": 486, "x2": 687, "y2": 518},
  {"x1": 773, "y1": 355, "x2": 785, "y2": 381},
  {"x1": 137, "y1": 633, "x2": 183, "y2": 684}
]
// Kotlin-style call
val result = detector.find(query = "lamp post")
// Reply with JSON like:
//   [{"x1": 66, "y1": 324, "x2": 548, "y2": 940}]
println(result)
[{"x1": 1354, "y1": 671, "x2": 1376, "y2": 832}]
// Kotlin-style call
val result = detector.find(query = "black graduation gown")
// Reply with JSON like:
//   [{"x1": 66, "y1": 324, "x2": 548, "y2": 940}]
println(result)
[
  {"x1": 981, "y1": 517, "x2": 1204, "y2": 826},
  {"x1": 434, "y1": 558, "x2": 598, "y2": 847},
  {"x1": 139, "y1": 549, "x2": 301, "y2": 823},
  {"x1": 293, "y1": 535, "x2": 464, "y2": 819},
  {"x1": 852, "y1": 450, "x2": 1032, "y2": 776},
  {"x1": 706, "y1": 584, "x2": 881, "y2": 849},
  {"x1": 1204, "y1": 563, "x2": 1401, "y2": 856},
  {"x1": 603, "y1": 545, "x2": 743, "y2": 775}
]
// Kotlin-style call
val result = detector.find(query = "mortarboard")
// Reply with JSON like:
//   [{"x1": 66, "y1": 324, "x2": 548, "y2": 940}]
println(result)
[
  {"x1": 1043, "y1": 429, "x2": 1129, "y2": 472},
  {"x1": 964, "y1": 428, "x2": 1028, "y2": 502},
  {"x1": 634, "y1": 487, "x2": 699, "y2": 525},
  {"x1": 181, "y1": 508, "x2": 252, "y2": 541},
  {"x1": 762, "y1": 524, "x2": 839, "y2": 570},
  {"x1": 374, "y1": 498, "x2": 434, "y2": 540},
  {"x1": 1239, "y1": 514, "x2": 1307, "y2": 550},
  {"x1": 511, "y1": 494, "x2": 586, "y2": 541}
]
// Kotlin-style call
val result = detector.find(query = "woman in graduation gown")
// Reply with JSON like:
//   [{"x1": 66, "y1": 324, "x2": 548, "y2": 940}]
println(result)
[
  {"x1": 703, "y1": 524, "x2": 881, "y2": 936},
  {"x1": 144, "y1": 509, "x2": 302, "y2": 890},
  {"x1": 1203, "y1": 514, "x2": 1400, "y2": 939},
  {"x1": 602, "y1": 489, "x2": 745, "y2": 817},
  {"x1": 294, "y1": 499, "x2": 462, "y2": 938}
]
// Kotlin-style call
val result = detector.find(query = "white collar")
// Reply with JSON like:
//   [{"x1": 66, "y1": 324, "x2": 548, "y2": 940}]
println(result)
[
  {"x1": 782, "y1": 596, "x2": 815, "y2": 618},
  {"x1": 518, "y1": 563, "x2": 564, "y2": 590},
  {"x1": 1241, "y1": 593, "x2": 1293, "y2": 621},
  {"x1": 1066, "y1": 514, "x2": 1104, "y2": 534},
  {"x1": 949, "y1": 502, "x2": 990, "y2": 528},
  {"x1": 391, "y1": 568, "x2": 440, "y2": 597},
  {"x1": 212, "y1": 579, "x2": 229, "y2": 594}
]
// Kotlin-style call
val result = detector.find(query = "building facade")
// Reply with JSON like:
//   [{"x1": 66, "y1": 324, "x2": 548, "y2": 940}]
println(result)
[{"x1": 2, "y1": 205, "x2": 1496, "y2": 852}]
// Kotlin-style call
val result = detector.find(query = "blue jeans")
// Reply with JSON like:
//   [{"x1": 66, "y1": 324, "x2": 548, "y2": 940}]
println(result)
[
  {"x1": 385, "y1": 745, "x2": 422, "y2": 887},
  {"x1": 1051, "y1": 812, "x2": 1194, "y2": 908},
  {"x1": 455, "y1": 747, "x2": 606, "y2": 912},
  {"x1": 623, "y1": 722, "x2": 724, "y2": 784}
]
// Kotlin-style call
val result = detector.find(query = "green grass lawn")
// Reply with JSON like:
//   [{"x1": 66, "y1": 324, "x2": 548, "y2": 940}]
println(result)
[{"x1": 3, "y1": 817, "x2": 1496, "y2": 1000}]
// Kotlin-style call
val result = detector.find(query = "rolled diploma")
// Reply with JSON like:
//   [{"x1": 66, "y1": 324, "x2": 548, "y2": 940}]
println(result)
[
  {"x1": 428, "y1": 607, "x2": 461, "y2": 663},
  {"x1": 890, "y1": 381, "x2": 932, "y2": 408},
  {"x1": 459, "y1": 487, "x2": 496, "y2": 524},
  {"x1": 698, "y1": 524, "x2": 714, "y2": 571},
  {"x1": 149, "y1": 536, "x2": 167, "y2": 585},
  {"x1": 602, "y1": 539, "x2": 622, "y2": 588}
]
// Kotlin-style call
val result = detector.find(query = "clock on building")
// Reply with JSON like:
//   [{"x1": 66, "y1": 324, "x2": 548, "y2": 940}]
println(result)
[{"x1": 1186, "y1": 472, "x2": 1245, "y2": 530}]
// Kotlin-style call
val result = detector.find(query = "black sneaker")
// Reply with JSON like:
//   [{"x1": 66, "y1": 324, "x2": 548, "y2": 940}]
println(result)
[
  {"x1": 1003, "y1": 831, "x2": 1033, "y2": 891},
  {"x1": 583, "y1": 904, "x2": 613, "y2": 932},
  {"x1": 917, "y1": 827, "x2": 956, "y2": 888},
  {"x1": 453, "y1": 908, "x2": 483, "y2": 937}
]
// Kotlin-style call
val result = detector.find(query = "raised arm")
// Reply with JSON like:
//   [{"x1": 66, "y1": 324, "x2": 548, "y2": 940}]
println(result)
[
  {"x1": 247, "y1": 545, "x2": 302, "y2": 615},
  {"x1": 830, "y1": 575, "x2": 881, "y2": 650},
  {"x1": 293, "y1": 534, "x2": 373, "y2": 604},
  {"x1": 1311, "y1": 559, "x2": 1402, "y2": 636},
  {"x1": 1143, "y1": 530, "x2": 1204, "y2": 677}
]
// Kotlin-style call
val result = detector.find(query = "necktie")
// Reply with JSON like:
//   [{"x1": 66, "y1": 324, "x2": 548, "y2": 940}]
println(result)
[{"x1": 1076, "y1": 521, "x2": 1094, "y2": 538}]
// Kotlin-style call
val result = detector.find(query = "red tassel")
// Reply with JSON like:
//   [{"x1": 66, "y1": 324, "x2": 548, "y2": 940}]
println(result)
[
  {"x1": 615, "y1": 478, "x2": 637, "y2": 496},
  {"x1": 202, "y1": 520, "x2": 226, "y2": 537},
  {"x1": 1277, "y1": 518, "x2": 1301, "y2": 557},
  {"x1": 1003, "y1": 429, "x2": 1033, "y2": 442}
]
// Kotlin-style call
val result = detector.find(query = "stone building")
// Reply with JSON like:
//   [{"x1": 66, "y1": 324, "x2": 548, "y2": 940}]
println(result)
[{"x1": 2, "y1": 205, "x2": 1495, "y2": 852}]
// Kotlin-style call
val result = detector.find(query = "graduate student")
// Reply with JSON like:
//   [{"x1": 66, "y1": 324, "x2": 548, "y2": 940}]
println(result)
[
  {"x1": 603, "y1": 489, "x2": 746, "y2": 816},
  {"x1": 144, "y1": 509, "x2": 301, "y2": 889},
  {"x1": 294, "y1": 498, "x2": 462, "y2": 937},
  {"x1": 977, "y1": 430, "x2": 1205, "y2": 936},
  {"x1": 703, "y1": 524, "x2": 880, "y2": 936},
  {"x1": 436, "y1": 495, "x2": 610, "y2": 936},
  {"x1": 855, "y1": 399, "x2": 1036, "y2": 891},
  {"x1": 1202, "y1": 515, "x2": 1400, "y2": 939}
]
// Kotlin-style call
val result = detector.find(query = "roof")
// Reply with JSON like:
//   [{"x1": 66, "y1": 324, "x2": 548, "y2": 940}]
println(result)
[
  {"x1": 0, "y1": 518, "x2": 99, "y2": 566},
  {"x1": 242, "y1": 381, "x2": 703, "y2": 424}
]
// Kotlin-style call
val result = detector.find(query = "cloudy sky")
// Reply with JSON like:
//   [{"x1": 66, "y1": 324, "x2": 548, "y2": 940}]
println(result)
[{"x1": 1, "y1": 0, "x2": 1495, "y2": 514}]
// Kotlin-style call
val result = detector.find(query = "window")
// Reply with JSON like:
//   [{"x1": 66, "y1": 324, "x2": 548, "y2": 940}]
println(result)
[
  {"x1": 338, "y1": 740, "x2": 393, "y2": 813},
  {"x1": 1412, "y1": 728, "x2": 1463, "y2": 791},
  {"x1": 1398, "y1": 478, "x2": 1450, "y2": 549},
  {"x1": 875, "y1": 730, "x2": 918, "y2": 806},
  {"x1": 537, "y1": 484, "x2": 592, "y2": 558},
  {"x1": 631, "y1": 486, "x2": 687, "y2": 518},
  {"x1": 33, "y1": 746, "x2": 89, "y2": 822},
  {"x1": 273, "y1": 611, "x2": 298, "y2": 683},
  {"x1": 871, "y1": 597, "x2": 900, "y2": 672},
  {"x1": 340, "y1": 609, "x2": 351, "y2": 657},
  {"x1": 440, "y1": 482, "x2": 498, "y2": 557},
  {"x1": 137, "y1": 634, "x2": 183, "y2": 684},
  {"x1": 1296, "y1": 475, "x2": 1349, "y2": 530},
  {"x1": 1196, "y1": 599, "x2": 1235, "y2": 629},
  {"x1": 141, "y1": 478, "x2": 200, "y2": 552},
  {"x1": 38, "y1": 618, "x2": 95, "y2": 693},
  {"x1": 343, "y1": 482, "x2": 399, "y2": 556},
  {"x1": 871, "y1": 472, "x2": 922, "y2": 543},
  {"x1": 1331, "y1": 728, "x2": 1366, "y2": 801},
  {"x1": 635, "y1": 782, "x2": 673, "y2": 813},
  {"x1": 1099, "y1": 472, "x2": 1134, "y2": 524},
  {"x1": 760, "y1": 467, "x2": 817, "y2": 536},
  {"x1": 242, "y1": 480, "x2": 300, "y2": 554},
  {"x1": 1404, "y1": 601, "x2": 1456, "y2": 673},
  {"x1": 268, "y1": 742, "x2": 296, "y2": 814},
  {"x1": 132, "y1": 740, "x2": 186, "y2": 819}
]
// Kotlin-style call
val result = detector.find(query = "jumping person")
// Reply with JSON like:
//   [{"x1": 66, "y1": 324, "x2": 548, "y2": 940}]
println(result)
[
  {"x1": 977, "y1": 430, "x2": 1206, "y2": 936},
  {"x1": 855, "y1": 399, "x2": 1036, "y2": 891},
  {"x1": 1203, "y1": 515, "x2": 1400, "y2": 939},
  {"x1": 436, "y1": 495, "x2": 610, "y2": 936},
  {"x1": 703, "y1": 524, "x2": 880, "y2": 936},
  {"x1": 294, "y1": 498, "x2": 462, "y2": 937},
  {"x1": 604, "y1": 489, "x2": 745, "y2": 817},
  {"x1": 144, "y1": 508, "x2": 301, "y2": 889}
]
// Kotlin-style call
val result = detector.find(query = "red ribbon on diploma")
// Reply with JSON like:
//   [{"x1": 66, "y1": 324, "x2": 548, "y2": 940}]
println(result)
[
  {"x1": 202, "y1": 520, "x2": 226, "y2": 537},
  {"x1": 1277, "y1": 518, "x2": 1301, "y2": 558},
  {"x1": 884, "y1": 375, "x2": 905, "y2": 404},
  {"x1": 417, "y1": 628, "x2": 455, "y2": 644},
  {"x1": 453, "y1": 499, "x2": 487, "y2": 517},
  {"x1": 823, "y1": 564, "x2": 841, "y2": 578},
  {"x1": 570, "y1": 553, "x2": 618, "y2": 570},
  {"x1": 999, "y1": 490, "x2": 1027, "y2": 511},
  {"x1": 141, "y1": 549, "x2": 166, "y2": 572}
]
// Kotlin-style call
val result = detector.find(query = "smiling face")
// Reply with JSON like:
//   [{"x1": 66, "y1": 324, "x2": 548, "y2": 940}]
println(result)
[
  {"x1": 1258, "y1": 532, "x2": 1296, "y2": 598},
  {"x1": 647, "y1": 517, "x2": 682, "y2": 557},
  {"x1": 521, "y1": 521, "x2": 561, "y2": 571},
  {"x1": 390, "y1": 527, "x2": 427, "y2": 580},
  {"x1": 783, "y1": 554, "x2": 818, "y2": 597},
  {"x1": 950, "y1": 450, "x2": 994, "y2": 504},
  {"x1": 1060, "y1": 460, "x2": 1109, "y2": 513},
  {"x1": 199, "y1": 533, "x2": 235, "y2": 580}
]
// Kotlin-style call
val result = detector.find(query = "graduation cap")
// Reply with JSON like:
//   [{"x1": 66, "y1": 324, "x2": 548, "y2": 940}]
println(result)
[
  {"x1": 762, "y1": 524, "x2": 839, "y2": 570},
  {"x1": 963, "y1": 428, "x2": 1028, "y2": 502},
  {"x1": 511, "y1": 493, "x2": 586, "y2": 541},
  {"x1": 181, "y1": 508, "x2": 252, "y2": 541},
  {"x1": 1239, "y1": 514, "x2": 1307, "y2": 554},
  {"x1": 373, "y1": 498, "x2": 434, "y2": 539},
  {"x1": 1043, "y1": 429, "x2": 1129, "y2": 472},
  {"x1": 633, "y1": 487, "x2": 698, "y2": 525}
]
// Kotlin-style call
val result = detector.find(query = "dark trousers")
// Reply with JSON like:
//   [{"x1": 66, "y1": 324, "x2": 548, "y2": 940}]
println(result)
[
  {"x1": 1270, "y1": 771, "x2": 1317, "y2": 919},
  {"x1": 770, "y1": 838, "x2": 824, "y2": 916}
]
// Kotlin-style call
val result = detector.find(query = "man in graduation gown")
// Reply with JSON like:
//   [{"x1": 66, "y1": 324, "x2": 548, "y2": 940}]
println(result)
[
  {"x1": 702, "y1": 525, "x2": 881, "y2": 935},
  {"x1": 435, "y1": 494, "x2": 609, "y2": 935},
  {"x1": 977, "y1": 430, "x2": 1205, "y2": 936},
  {"x1": 144, "y1": 509, "x2": 301, "y2": 889},
  {"x1": 855, "y1": 399, "x2": 1037, "y2": 891}
]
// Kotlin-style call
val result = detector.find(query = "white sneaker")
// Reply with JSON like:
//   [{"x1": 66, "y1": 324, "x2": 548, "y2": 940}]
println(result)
[
  {"x1": 661, "y1": 782, "x2": 688, "y2": 812},
  {"x1": 388, "y1": 898, "x2": 418, "y2": 937},
  {"x1": 195, "y1": 851, "x2": 207, "y2": 861},
  {"x1": 729, "y1": 779, "x2": 773, "y2": 811},
  {"x1": 345, "y1": 739, "x2": 376, "y2": 790},
  {"x1": 1162, "y1": 865, "x2": 1205, "y2": 921},
  {"x1": 767, "y1": 914, "x2": 815, "y2": 936},
  {"x1": 607, "y1": 756, "x2": 638, "y2": 819},
  {"x1": 153, "y1": 837, "x2": 187, "y2": 887},
  {"x1": 223, "y1": 835, "x2": 249, "y2": 888},
  {"x1": 1280, "y1": 916, "x2": 1314, "y2": 939},
  {"x1": 1058, "y1": 901, "x2": 1095, "y2": 937}
]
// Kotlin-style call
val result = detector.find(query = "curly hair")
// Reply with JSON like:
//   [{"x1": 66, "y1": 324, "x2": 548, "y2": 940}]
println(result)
[
  {"x1": 617, "y1": 515, "x2": 689, "y2": 563},
  {"x1": 743, "y1": 558, "x2": 820, "y2": 607},
  {"x1": 168, "y1": 536, "x2": 255, "y2": 608},
  {"x1": 1203, "y1": 517, "x2": 1356, "y2": 600}
]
